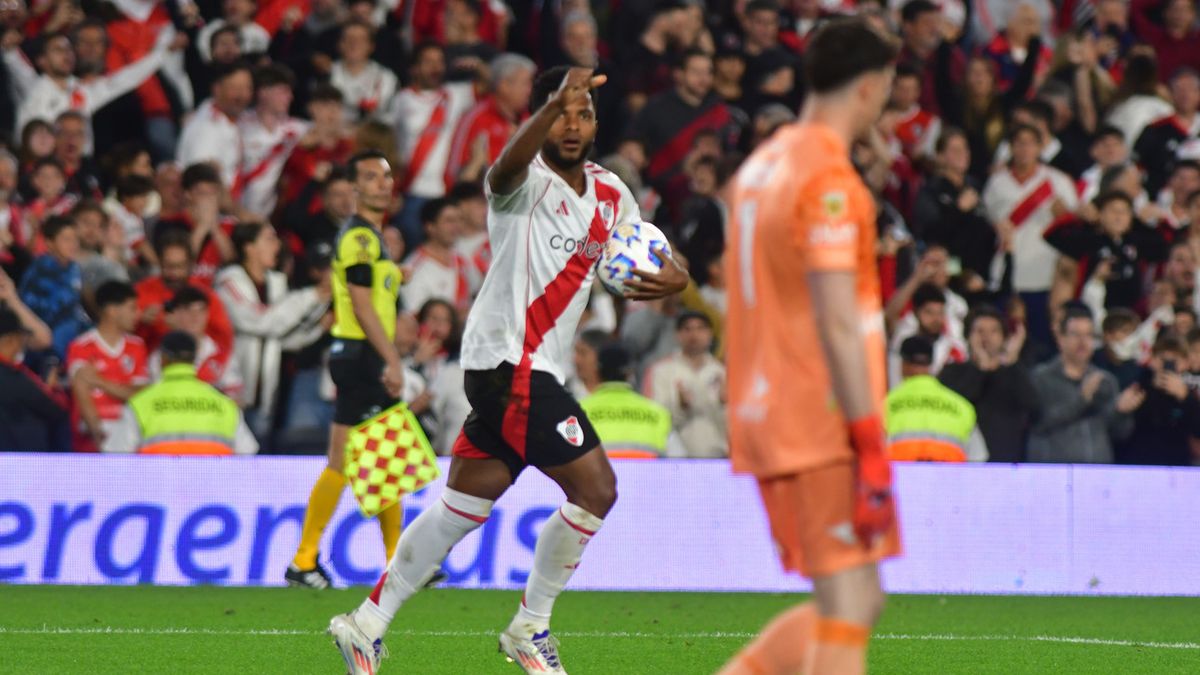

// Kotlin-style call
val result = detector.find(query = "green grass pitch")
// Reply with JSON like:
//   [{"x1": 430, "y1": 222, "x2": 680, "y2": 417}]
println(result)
[{"x1": 1, "y1": 586, "x2": 1198, "y2": 674}]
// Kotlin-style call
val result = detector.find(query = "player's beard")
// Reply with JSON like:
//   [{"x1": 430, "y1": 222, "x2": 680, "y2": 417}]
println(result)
[{"x1": 542, "y1": 138, "x2": 593, "y2": 172}]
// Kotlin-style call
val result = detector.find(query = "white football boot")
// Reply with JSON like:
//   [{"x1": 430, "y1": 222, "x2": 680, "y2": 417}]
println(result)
[
  {"x1": 499, "y1": 627, "x2": 568, "y2": 674},
  {"x1": 328, "y1": 613, "x2": 386, "y2": 675}
]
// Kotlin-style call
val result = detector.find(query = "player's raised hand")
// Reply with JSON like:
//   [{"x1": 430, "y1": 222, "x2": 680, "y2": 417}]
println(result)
[
  {"x1": 552, "y1": 67, "x2": 607, "y2": 110},
  {"x1": 624, "y1": 245, "x2": 690, "y2": 300},
  {"x1": 848, "y1": 415, "x2": 896, "y2": 549}
]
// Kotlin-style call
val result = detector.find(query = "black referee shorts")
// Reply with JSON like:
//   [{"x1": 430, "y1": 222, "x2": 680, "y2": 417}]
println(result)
[
  {"x1": 452, "y1": 362, "x2": 600, "y2": 479},
  {"x1": 328, "y1": 338, "x2": 398, "y2": 426}
]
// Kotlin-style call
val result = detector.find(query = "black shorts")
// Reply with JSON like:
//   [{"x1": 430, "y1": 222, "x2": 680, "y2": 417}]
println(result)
[
  {"x1": 328, "y1": 338, "x2": 398, "y2": 426},
  {"x1": 452, "y1": 363, "x2": 600, "y2": 479}
]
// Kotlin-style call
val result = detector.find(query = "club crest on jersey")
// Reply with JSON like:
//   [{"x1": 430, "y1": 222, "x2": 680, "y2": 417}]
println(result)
[
  {"x1": 822, "y1": 191, "x2": 847, "y2": 219},
  {"x1": 599, "y1": 200, "x2": 616, "y2": 227},
  {"x1": 556, "y1": 416, "x2": 584, "y2": 447}
]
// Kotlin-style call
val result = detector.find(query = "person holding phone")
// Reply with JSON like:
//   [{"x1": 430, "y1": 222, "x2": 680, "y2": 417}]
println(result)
[{"x1": 1117, "y1": 333, "x2": 1200, "y2": 466}]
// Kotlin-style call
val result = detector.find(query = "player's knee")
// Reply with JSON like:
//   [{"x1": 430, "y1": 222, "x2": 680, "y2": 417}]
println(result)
[{"x1": 573, "y1": 474, "x2": 617, "y2": 518}]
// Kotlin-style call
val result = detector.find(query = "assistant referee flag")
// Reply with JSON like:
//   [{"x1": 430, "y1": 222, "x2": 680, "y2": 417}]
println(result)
[{"x1": 345, "y1": 403, "x2": 440, "y2": 516}]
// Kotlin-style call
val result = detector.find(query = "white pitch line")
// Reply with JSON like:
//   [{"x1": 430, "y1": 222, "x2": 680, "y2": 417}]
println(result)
[{"x1": 1, "y1": 626, "x2": 1199, "y2": 650}]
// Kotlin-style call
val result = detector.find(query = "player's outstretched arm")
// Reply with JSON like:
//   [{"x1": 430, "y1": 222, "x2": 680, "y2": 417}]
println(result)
[
  {"x1": 487, "y1": 67, "x2": 607, "y2": 196},
  {"x1": 809, "y1": 270, "x2": 895, "y2": 547}
]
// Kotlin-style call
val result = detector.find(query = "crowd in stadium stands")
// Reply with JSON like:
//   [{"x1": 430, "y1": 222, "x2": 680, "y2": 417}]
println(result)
[{"x1": 0, "y1": 0, "x2": 1199, "y2": 464}]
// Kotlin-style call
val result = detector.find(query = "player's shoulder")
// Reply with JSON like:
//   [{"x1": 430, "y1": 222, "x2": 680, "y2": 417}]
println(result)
[
  {"x1": 585, "y1": 161, "x2": 637, "y2": 200},
  {"x1": 335, "y1": 219, "x2": 382, "y2": 260}
]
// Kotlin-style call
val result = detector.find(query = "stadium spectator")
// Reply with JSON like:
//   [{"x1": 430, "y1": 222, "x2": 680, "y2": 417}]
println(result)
[
  {"x1": 107, "y1": 331, "x2": 258, "y2": 455},
  {"x1": 330, "y1": 19, "x2": 397, "y2": 122},
  {"x1": 1028, "y1": 306, "x2": 1141, "y2": 463},
  {"x1": 449, "y1": 181, "x2": 491, "y2": 279},
  {"x1": 582, "y1": 342, "x2": 676, "y2": 459},
  {"x1": 0, "y1": 306, "x2": 70, "y2": 451},
  {"x1": 983, "y1": 123, "x2": 1079, "y2": 348},
  {"x1": 186, "y1": 25, "x2": 245, "y2": 116},
  {"x1": 556, "y1": 10, "x2": 623, "y2": 154},
  {"x1": 886, "y1": 335, "x2": 987, "y2": 462},
  {"x1": 1105, "y1": 52, "x2": 1173, "y2": 149},
  {"x1": 18, "y1": 214, "x2": 88, "y2": 359},
  {"x1": 644, "y1": 311, "x2": 727, "y2": 458},
  {"x1": 134, "y1": 232, "x2": 234, "y2": 354},
  {"x1": 238, "y1": 64, "x2": 309, "y2": 219},
  {"x1": 154, "y1": 164, "x2": 237, "y2": 284},
  {"x1": 1118, "y1": 333, "x2": 1200, "y2": 465},
  {"x1": 621, "y1": 1, "x2": 692, "y2": 107},
  {"x1": 940, "y1": 305, "x2": 1039, "y2": 462},
  {"x1": 176, "y1": 61, "x2": 255, "y2": 190},
  {"x1": 195, "y1": 0, "x2": 271, "y2": 63},
  {"x1": 392, "y1": 42, "x2": 478, "y2": 242},
  {"x1": 911, "y1": 129, "x2": 995, "y2": 280},
  {"x1": 568, "y1": 329, "x2": 611, "y2": 400},
  {"x1": 887, "y1": 281, "x2": 966, "y2": 385},
  {"x1": 53, "y1": 111, "x2": 102, "y2": 201},
  {"x1": 401, "y1": 197, "x2": 476, "y2": 313},
  {"x1": 278, "y1": 84, "x2": 355, "y2": 213},
  {"x1": 105, "y1": 175, "x2": 157, "y2": 269},
  {"x1": 442, "y1": 0, "x2": 501, "y2": 75},
  {"x1": 981, "y1": 2, "x2": 1053, "y2": 95},
  {"x1": 408, "y1": 298, "x2": 468, "y2": 454},
  {"x1": 286, "y1": 167, "x2": 356, "y2": 281},
  {"x1": 1130, "y1": 0, "x2": 1200, "y2": 82},
  {"x1": 444, "y1": 53, "x2": 535, "y2": 186},
  {"x1": 72, "y1": 201, "x2": 128, "y2": 298},
  {"x1": 1078, "y1": 125, "x2": 1130, "y2": 204},
  {"x1": 66, "y1": 281, "x2": 148, "y2": 452},
  {"x1": 9, "y1": 27, "x2": 174, "y2": 149},
  {"x1": 1133, "y1": 67, "x2": 1200, "y2": 197},
  {"x1": 898, "y1": 0, "x2": 963, "y2": 116},
  {"x1": 0, "y1": 266, "x2": 51, "y2": 351},
  {"x1": 216, "y1": 222, "x2": 330, "y2": 441},
  {"x1": 0, "y1": 151, "x2": 24, "y2": 276},
  {"x1": 151, "y1": 285, "x2": 243, "y2": 401},
  {"x1": 1093, "y1": 308, "x2": 1146, "y2": 389},
  {"x1": 627, "y1": 50, "x2": 741, "y2": 206}
]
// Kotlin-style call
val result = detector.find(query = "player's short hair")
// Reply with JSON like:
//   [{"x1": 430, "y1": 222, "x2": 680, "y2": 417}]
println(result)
[
  {"x1": 1093, "y1": 189, "x2": 1133, "y2": 211},
  {"x1": 41, "y1": 214, "x2": 75, "y2": 242},
  {"x1": 490, "y1": 53, "x2": 536, "y2": 91},
  {"x1": 900, "y1": 0, "x2": 939, "y2": 24},
  {"x1": 210, "y1": 59, "x2": 253, "y2": 87},
  {"x1": 802, "y1": 18, "x2": 899, "y2": 95},
  {"x1": 309, "y1": 83, "x2": 345, "y2": 104},
  {"x1": 964, "y1": 304, "x2": 1006, "y2": 338},
  {"x1": 1093, "y1": 124, "x2": 1124, "y2": 144},
  {"x1": 1101, "y1": 308, "x2": 1140, "y2": 335},
  {"x1": 231, "y1": 222, "x2": 268, "y2": 263},
  {"x1": 1007, "y1": 122, "x2": 1043, "y2": 145},
  {"x1": 165, "y1": 285, "x2": 210, "y2": 313},
  {"x1": 94, "y1": 280, "x2": 137, "y2": 311},
  {"x1": 420, "y1": 197, "x2": 456, "y2": 227},
  {"x1": 346, "y1": 150, "x2": 390, "y2": 181},
  {"x1": 155, "y1": 230, "x2": 193, "y2": 262},
  {"x1": 532, "y1": 65, "x2": 580, "y2": 113},
  {"x1": 1152, "y1": 332, "x2": 1187, "y2": 358},
  {"x1": 1057, "y1": 302, "x2": 1094, "y2": 335},
  {"x1": 181, "y1": 162, "x2": 222, "y2": 190},
  {"x1": 253, "y1": 62, "x2": 295, "y2": 91},
  {"x1": 116, "y1": 174, "x2": 155, "y2": 201},
  {"x1": 911, "y1": 283, "x2": 945, "y2": 311},
  {"x1": 448, "y1": 181, "x2": 485, "y2": 203}
]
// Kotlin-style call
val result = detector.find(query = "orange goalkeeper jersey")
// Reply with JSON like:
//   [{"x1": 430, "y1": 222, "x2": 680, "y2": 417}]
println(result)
[{"x1": 725, "y1": 123, "x2": 888, "y2": 478}]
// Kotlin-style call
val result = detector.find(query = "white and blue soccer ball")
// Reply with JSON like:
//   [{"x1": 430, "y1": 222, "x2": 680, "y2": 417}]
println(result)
[{"x1": 596, "y1": 220, "x2": 671, "y2": 296}]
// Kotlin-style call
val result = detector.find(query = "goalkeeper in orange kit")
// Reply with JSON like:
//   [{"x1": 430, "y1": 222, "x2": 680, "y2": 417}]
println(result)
[{"x1": 719, "y1": 19, "x2": 901, "y2": 675}]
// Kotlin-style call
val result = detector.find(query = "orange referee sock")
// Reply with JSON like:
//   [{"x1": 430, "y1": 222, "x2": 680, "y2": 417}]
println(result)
[
  {"x1": 808, "y1": 616, "x2": 871, "y2": 675},
  {"x1": 717, "y1": 602, "x2": 816, "y2": 675},
  {"x1": 376, "y1": 502, "x2": 402, "y2": 562},
  {"x1": 293, "y1": 467, "x2": 345, "y2": 569}
]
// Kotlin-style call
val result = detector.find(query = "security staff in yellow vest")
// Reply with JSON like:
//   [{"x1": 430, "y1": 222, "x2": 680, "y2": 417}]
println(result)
[
  {"x1": 107, "y1": 332, "x2": 259, "y2": 455},
  {"x1": 885, "y1": 336, "x2": 988, "y2": 462},
  {"x1": 581, "y1": 343, "x2": 679, "y2": 459}
]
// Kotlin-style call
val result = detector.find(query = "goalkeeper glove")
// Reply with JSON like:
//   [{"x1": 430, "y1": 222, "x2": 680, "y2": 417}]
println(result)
[{"x1": 848, "y1": 415, "x2": 895, "y2": 549}]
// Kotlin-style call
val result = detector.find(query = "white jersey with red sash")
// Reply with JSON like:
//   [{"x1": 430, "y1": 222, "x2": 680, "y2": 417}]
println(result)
[
  {"x1": 893, "y1": 105, "x2": 942, "y2": 160},
  {"x1": 400, "y1": 245, "x2": 480, "y2": 314},
  {"x1": 394, "y1": 82, "x2": 475, "y2": 198},
  {"x1": 983, "y1": 164, "x2": 1078, "y2": 292},
  {"x1": 237, "y1": 112, "x2": 310, "y2": 218}
]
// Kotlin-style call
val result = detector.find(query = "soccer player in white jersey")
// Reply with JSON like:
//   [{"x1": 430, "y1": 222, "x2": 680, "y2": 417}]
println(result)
[{"x1": 328, "y1": 66, "x2": 689, "y2": 674}]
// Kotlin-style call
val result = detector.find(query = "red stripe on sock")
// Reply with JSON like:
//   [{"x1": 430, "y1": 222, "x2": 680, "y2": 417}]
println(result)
[
  {"x1": 443, "y1": 500, "x2": 488, "y2": 524},
  {"x1": 558, "y1": 507, "x2": 596, "y2": 536},
  {"x1": 368, "y1": 571, "x2": 388, "y2": 604}
]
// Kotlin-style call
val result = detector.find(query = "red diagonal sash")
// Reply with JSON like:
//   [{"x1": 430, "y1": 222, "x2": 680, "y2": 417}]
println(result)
[
  {"x1": 1008, "y1": 179, "x2": 1053, "y2": 228},
  {"x1": 400, "y1": 90, "x2": 450, "y2": 194}
]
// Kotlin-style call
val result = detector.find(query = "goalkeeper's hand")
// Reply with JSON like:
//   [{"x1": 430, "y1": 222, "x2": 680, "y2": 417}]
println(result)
[{"x1": 848, "y1": 415, "x2": 895, "y2": 549}]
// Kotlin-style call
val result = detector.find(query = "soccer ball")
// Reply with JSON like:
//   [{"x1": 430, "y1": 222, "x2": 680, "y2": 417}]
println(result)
[{"x1": 596, "y1": 221, "x2": 671, "y2": 296}]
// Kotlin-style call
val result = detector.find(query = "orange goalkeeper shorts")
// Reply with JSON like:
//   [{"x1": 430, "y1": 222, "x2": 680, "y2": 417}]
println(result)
[{"x1": 757, "y1": 460, "x2": 902, "y2": 579}]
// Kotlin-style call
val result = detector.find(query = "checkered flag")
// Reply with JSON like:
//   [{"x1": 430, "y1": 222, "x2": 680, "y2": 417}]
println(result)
[{"x1": 344, "y1": 403, "x2": 440, "y2": 517}]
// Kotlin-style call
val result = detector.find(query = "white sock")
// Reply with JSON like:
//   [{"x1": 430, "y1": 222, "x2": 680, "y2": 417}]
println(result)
[
  {"x1": 510, "y1": 502, "x2": 604, "y2": 635},
  {"x1": 353, "y1": 488, "x2": 492, "y2": 641}
]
